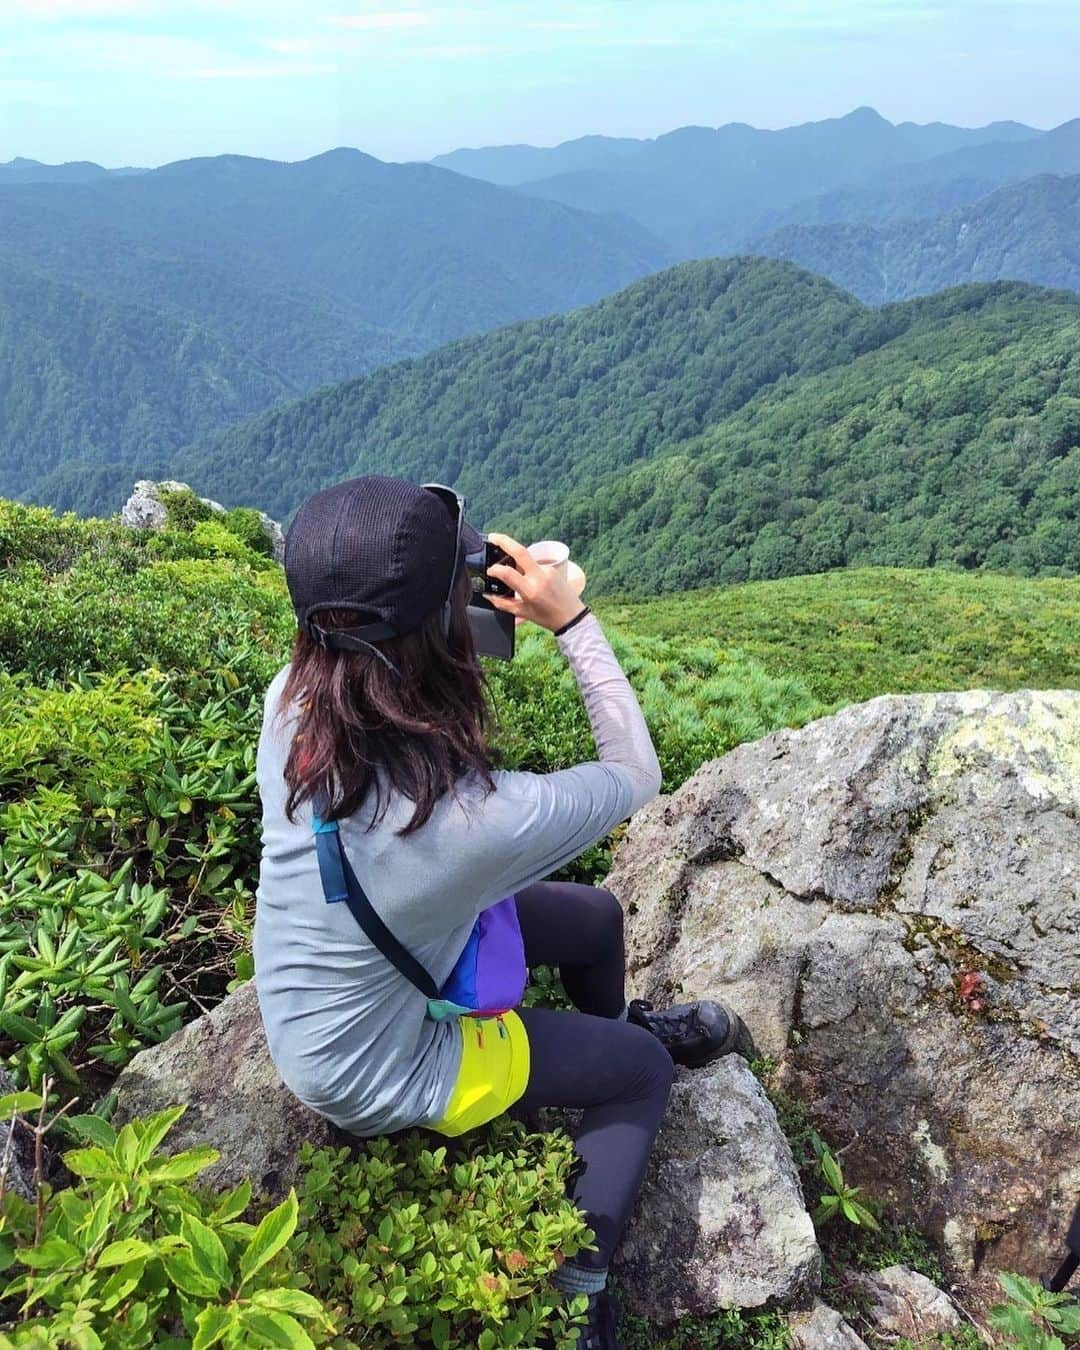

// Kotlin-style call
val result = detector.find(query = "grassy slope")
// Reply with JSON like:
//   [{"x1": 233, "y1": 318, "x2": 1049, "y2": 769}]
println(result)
[{"x1": 596, "y1": 566, "x2": 1080, "y2": 706}]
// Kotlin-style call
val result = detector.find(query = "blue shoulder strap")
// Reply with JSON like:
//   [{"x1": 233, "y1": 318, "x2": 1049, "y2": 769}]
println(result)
[{"x1": 311, "y1": 787, "x2": 440, "y2": 1002}]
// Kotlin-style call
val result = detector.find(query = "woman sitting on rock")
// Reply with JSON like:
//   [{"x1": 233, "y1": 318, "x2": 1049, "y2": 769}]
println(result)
[{"x1": 253, "y1": 474, "x2": 752, "y2": 1350}]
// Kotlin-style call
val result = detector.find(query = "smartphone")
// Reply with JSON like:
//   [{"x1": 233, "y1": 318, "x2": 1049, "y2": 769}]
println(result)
[{"x1": 484, "y1": 539, "x2": 518, "y2": 598}]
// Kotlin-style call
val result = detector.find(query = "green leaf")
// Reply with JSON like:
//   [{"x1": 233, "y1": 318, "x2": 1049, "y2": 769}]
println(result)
[
  {"x1": 240, "y1": 1309, "x2": 316, "y2": 1349},
  {"x1": 145, "y1": 1146, "x2": 219, "y2": 1182},
  {"x1": 212, "y1": 1179, "x2": 252, "y2": 1224},
  {"x1": 193, "y1": 1304, "x2": 236, "y2": 1350},
  {"x1": 998, "y1": 1271, "x2": 1043, "y2": 1309},
  {"x1": 0, "y1": 1091, "x2": 43, "y2": 1115},
  {"x1": 250, "y1": 1288, "x2": 325, "y2": 1318},
  {"x1": 98, "y1": 1256, "x2": 147, "y2": 1311},
  {"x1": 17, "y1": 1236, "x2": 82, "y2": 1269},
  {"x1": 132, "y1": 1105, "x2": 186, "y2": 1166},
  {"x1": 97, "y1": 1237, "x2": 153, "y2": 1268},
  {"x1": 989, "y1": 1303, "x2": 1037, "y2": 1339},
  {"x1": 819, "y1": 1150, "x2": 844, "y2": 1194},
  {"x1": 164, "y1": 1250, "x2": 221, "y2": 1299},
  {"x1": 66, "y1": 1115, "x2": 118, "y2": 1149},
  {"x1": 1051, "y1": 1304, "x2": 1080, "y2": 1335},
  {"x1": 63, "y1": 1146, "x2": 115, "y2": 1180},
  {"x1": 238, "y1": 1189, "x2": 298, "y2": 1288},
  {"x1": 181, "y1": 1211, "x2": 229, "y2": 1291}
]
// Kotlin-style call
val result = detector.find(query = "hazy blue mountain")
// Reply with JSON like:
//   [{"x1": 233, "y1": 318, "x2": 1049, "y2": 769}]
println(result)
[
  {"x1": 1, "y1": 147, "x2": 671, "y2": 502},
  {"x1": 0, "y1": 157, "x2": 148, "y2": 183},
  {"x1": 435, "y1": 108, "x2": 1043, "y2": 255},
  {"x1": 431, "y1": 134, "x2": 643, "y2": 185},
  {"x1": 753, "y1": 174, "x2": 1080, "y2": 303}
]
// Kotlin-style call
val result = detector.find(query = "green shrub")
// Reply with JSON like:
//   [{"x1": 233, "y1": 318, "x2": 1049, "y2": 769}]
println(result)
[
  {"x1": 0, "y1": 666, "x2": 259, "y2": 1096},
  {"x1": 0, "y1": 1102, "x2": 590, "y2": 1349},
  {"x1": 0, "y1": 1103, "x2": 334, "y2": 1348},
  {"x1": 618, "y1": 1299, "x2": 791, "y2": 1349},
  {"x1": 157, "y1": 487, "x2": 218, "y2": 531},
  {"x1": 221, "y1": 508, "x2": 274, "y2": 559},
  {"x1": 293, "y1": 1117, "x2": 591, "y2": 1348}
]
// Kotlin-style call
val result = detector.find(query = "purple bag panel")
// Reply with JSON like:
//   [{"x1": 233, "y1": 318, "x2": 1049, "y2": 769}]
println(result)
[{"x1": 440, "y1": 894, "x2": 527, "y2": 1016}]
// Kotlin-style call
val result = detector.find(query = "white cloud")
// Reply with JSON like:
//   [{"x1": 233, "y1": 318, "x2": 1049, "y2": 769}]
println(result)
[{"x1": 328, "y1": 10, "x2": 428, "y2": 29}]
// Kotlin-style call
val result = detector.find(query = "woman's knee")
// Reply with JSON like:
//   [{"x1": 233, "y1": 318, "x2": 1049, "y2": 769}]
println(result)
[
  {"x1": 587, "y1": 885, "x2": 624, "y2": 940},
  {"x1": 622, "y1": 1020, "x2": 676, "y2": 1099}
]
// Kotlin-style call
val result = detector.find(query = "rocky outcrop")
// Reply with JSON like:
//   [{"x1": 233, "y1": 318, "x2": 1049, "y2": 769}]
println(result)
[
  {"x1": 613, "y1": 1056, "x2": 820, "y2": 1319},
  {"x1": 107, "y1": 984, "x2": 819, "y2": 1325},
  {"x1": 120, "y1": 479, "x2": 285, "y2": 562},
  {"x1": 110, "y1": 980, "x2": 346, "y2": 1197},
  {"x1": 605, "y1": 687, "x2": 1080, "y2": 1300}
]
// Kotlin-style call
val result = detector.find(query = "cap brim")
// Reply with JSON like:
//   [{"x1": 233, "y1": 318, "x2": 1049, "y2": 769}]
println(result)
[{"x1": 461, "y1": 520, "x2": 484, "y2": 556}]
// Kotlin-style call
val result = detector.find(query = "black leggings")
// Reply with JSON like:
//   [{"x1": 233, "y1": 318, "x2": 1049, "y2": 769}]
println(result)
[{"x1": 512, "y1": 881, "x2": 675, "y2": 1272}]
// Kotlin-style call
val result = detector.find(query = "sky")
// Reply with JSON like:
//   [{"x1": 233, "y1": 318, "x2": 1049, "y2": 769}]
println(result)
[{"x1": 2, "y1": 0, "x2": 1078, "y2": 168}]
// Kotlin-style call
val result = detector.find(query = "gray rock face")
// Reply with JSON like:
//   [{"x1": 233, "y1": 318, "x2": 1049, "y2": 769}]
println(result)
[
  {"x1": 853, "y1": 1264, "x2": 962, "y2": 1340},
  {"x1": 0, "y1": 1069, "x2": 50, "y2": 1203},
  {"x1": 606, "y1": 689, "x2": 1080, "y2": 1295},
  {"x1": 613, "y1": 1056, "x2": 820, "y2": 1320},
  {"x1": 787, "y1": 1301, "x2": 870, "y2": 1350},
  {"x1": 119, "y1": 479, "x2": 285, "y2": 562},
  {"x1": 110, "y1": 980, "x2": 346, "y2": 1198}
]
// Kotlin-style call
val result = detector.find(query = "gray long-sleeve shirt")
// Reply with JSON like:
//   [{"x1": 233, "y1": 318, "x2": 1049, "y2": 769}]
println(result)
[{"x1": 252, "y1": 611, "x2": 662, "y2": 1136}]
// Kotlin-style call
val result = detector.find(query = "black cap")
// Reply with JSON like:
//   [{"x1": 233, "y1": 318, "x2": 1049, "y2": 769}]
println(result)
[{"x1": 284, "y1": 474, "x2": 484, "y2": 646}]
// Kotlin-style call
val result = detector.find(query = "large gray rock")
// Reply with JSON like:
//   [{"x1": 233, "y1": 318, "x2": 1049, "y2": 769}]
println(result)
[
  {"x1": 606, "y1": 688, "x2": 1080, "y2": 1300},
  {"x1": 120, "y1": 479, "x2": 285, "y2": 562},
  {"x1": 108, "y1": 986, "x2": 819, "y2": 1323},
  {"x1": 613, "y1": 1056, "x2": 820, "y2": 1320},
  {"x1": 110, "y1": 980, "x2": 346, "y2": 1198}
]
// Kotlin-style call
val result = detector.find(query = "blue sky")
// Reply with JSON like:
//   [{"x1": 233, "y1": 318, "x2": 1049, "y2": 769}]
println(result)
[{"x1": 2, "y1": 0, "x2": 1078, "y2": 168}]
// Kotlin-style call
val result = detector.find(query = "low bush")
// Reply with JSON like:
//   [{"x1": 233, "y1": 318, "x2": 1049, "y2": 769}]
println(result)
[{"x1": 0, "y1": 1099, "x2": 589, "y2": 1349}]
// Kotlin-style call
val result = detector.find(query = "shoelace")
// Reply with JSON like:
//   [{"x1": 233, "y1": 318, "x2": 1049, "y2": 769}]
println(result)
[{"x1": 633, "y1": 1000, "x2": 706, "y2": 1044}]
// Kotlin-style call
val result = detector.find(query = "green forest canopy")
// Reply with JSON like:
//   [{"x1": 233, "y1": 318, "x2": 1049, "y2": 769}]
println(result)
[{"x1": 157, "y1": 258, "x2": 1080, "y2": 592}]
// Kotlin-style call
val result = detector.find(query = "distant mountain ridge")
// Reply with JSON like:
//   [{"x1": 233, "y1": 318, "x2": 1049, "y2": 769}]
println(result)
[
  {"x1": 0, "y1": 147, "x2": 670, "y2": 502},
  {"x1": 753, "y1": 173, "x2": 1080, "y2": 303},
  {"x1": 434, "y1": 107, "x2": 1050, "y2": 256},
  {"x1": 0, "y1": 157, "x2": 146, "y2": 183}
]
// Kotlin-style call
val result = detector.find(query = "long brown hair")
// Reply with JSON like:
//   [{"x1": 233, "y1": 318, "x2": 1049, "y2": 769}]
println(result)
[{"x1": 276, "y1": 563, "x2": 504, "y2": 836}]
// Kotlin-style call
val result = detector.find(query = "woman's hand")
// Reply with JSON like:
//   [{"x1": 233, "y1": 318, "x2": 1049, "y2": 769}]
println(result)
[{"x1": 485, "y1": 532, "x2": 587, "y2": 634}]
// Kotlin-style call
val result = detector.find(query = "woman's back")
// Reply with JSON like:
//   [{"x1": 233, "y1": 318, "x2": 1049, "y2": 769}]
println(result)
[{"x1": 253, "y1": 611, "x2": 662, "y2": 1136}]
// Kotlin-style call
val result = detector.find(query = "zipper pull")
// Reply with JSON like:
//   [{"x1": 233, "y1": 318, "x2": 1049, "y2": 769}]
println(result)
[{"x1": 476, "y1": 1020, "x2": 484, "y2": 1050}]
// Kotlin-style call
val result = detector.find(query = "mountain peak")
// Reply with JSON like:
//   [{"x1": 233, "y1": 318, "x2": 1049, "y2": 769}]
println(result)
[{"x1": 842, "y1": 106, "x2": 889, "y2": 125}]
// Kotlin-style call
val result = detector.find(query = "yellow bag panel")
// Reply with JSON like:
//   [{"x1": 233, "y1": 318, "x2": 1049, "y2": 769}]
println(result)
[{"x1": 428, "y1": 1010, "x2": 530, "y2": 1138}]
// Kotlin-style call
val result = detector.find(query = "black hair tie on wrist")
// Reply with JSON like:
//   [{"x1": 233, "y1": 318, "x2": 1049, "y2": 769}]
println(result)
[{"x1": 554, "y1": 605, "x2": 591, "y2": 637}]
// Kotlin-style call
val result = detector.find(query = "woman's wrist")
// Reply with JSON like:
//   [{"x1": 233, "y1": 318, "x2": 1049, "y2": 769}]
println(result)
[{"x1": 553, "y1": 605, "x2": 591, "y2": 638}]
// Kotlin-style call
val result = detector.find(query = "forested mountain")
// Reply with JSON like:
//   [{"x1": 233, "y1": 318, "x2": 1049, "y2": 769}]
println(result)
[
  {"x1": 753, "y1": 174, "x2": 1080, "y2": 303},
  {"x1": 0, "y1": 148, "x2": 669, "y2": 502},
  {"x1": 0, "y1": 256, "x2": 286, "y2": 499},
  {"x1": 435, "y1": 108, "x2": 1052, "y2": 257},
  {"x1": 149, "y1": 258, "x2": 1079, "y2": 589}
]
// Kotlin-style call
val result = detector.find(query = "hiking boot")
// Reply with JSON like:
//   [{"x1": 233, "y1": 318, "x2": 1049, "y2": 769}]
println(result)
[
  {"x1": 627, "y1": 997, "x2": 755, "y2": 1068},
  {"x1": 575, "y1": 1287, "x2": 622, "y2": 1350}
]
